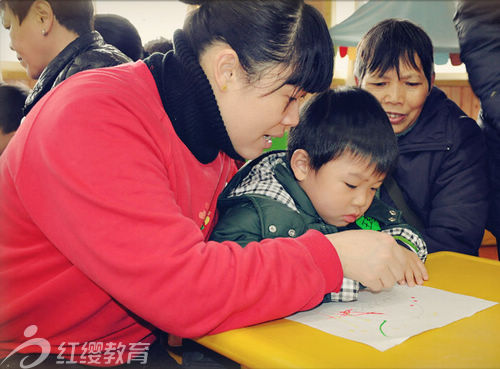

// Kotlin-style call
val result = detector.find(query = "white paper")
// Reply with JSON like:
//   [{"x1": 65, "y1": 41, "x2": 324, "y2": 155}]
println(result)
[{"x1": 287, "y1": 285, "x2": 497, "y2": 351}]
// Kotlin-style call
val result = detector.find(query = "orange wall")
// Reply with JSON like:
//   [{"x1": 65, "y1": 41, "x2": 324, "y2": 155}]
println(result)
[{"x1": 435, "y1": 80, "x2": 481, "y2": 120}]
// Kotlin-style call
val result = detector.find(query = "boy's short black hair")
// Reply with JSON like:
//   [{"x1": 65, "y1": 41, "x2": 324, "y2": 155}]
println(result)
[
  {"x1": 94, "y1": 14, "x2": 143, "y2": 61},
  {"x1": 1, "y1": 0, "x2": 93, "y2": 35},
  {"x1": 287, "y1": 87, "x2": 398, "y2": 175},
  {"x1": 142, "y1": 37, "x2": 173, "y2": 58},
  {"x1": 354, "y1": 18, "x2": 434, "y2": 90},
  {"x1": 0, "y1": 83, "x2": 29, "y2": 134}
]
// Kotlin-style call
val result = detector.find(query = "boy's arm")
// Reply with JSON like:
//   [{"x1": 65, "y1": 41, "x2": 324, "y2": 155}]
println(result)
[
  {"x1": 327, "y1": 224, "x2": 428, "y2": 302},
  {"x1": 381, "y1": 224, "x2": 428, "y2": 286},
  {"x1": 210, "y1": 201, "x2": 263, "y2": 247},
  {"x1": 381, "y1": 225, "x2": 428, "y2": 263}
]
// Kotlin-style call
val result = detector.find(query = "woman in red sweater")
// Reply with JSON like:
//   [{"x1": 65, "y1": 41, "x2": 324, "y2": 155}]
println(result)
[{"x1": 0, "y1": 0, "x2": 411, "y2": 367}]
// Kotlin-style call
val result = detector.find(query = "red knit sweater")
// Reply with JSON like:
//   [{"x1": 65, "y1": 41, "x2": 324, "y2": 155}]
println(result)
[{"x1": 0, "y1": 61, "x2": 342, "y2": 364}]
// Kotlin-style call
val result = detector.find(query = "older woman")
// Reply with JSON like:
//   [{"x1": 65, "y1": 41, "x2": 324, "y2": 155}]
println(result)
[
  {"x1": 1, "y1": 0, "x2": 130, "y2": 115},
  {"x1": 355, "y1": 19, "x2": 489, "y2": 256}
]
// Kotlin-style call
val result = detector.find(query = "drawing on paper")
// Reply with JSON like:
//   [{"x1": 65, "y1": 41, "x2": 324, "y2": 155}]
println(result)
[
  {"x1": 322, "y1": 292, "x2": 425, "y2": 338},
  {"x1": 287, "y1": 285, "x2": 497, "y2": 351},
  {"x1": 379, "y1": 320, "x2": 387, "y2": 336},
  {"x1": 325, "y1": 309, "x2": 384, "y2": 319}
]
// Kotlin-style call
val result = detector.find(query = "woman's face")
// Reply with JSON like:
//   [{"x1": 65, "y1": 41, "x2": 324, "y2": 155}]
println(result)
[
  {"x1": 2, "y1": 3, "x2": 52, "y2": 79},
  {"x1": 358, "y1": 56, "x2": 431, "y2": 134},
  {"x1": 219, "y1": 66, "x2": 306, "y2": 160}
]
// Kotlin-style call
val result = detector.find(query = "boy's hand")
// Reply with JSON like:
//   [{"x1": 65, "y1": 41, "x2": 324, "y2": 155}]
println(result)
[
  {"x1": 397, "y1": 248, "x2": 428, "y2": 287},
  {"x1": 326, "y1": 230, "x2": 409, "y2": 292}
]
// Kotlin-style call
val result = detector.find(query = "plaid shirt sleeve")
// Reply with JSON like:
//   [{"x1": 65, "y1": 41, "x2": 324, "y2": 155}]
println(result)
[
  {"x1": 324, "y1": 278, "x2": 360, "y2": 302},
  {"x1": 382, "y1": 226, "x2": 428, "y2": 262}
]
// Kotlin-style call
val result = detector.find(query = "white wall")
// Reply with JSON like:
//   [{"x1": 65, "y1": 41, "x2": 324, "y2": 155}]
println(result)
[
  {"x1": 0, "y1": 23, "x2": 13, "y2": 61},
  {"x1": 1, "y1": 1, "x2": 188, "y2": 62}
]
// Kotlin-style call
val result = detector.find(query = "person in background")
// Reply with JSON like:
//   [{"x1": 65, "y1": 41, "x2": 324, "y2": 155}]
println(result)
[
  {"x1": 0, "y1": 0, "x2": 131, "y2": 116},
  {"x1": 0, "y1": 1, "x2": 410, "y2": 367},
  {"x1": 0, "y1": 82, "x2": 29, "y2": 154},
  {"x1": 454, "y1": 0, "x2": 500, "y2": 259},
  {"x1": 211, "y1": 87, "x2": 428, "y2": 300},
  {"x1": 94, "y1": 13, "x2": 144, "y2": 61},
  {"x1": 143, "y1": 36, "x2": 174, "y2": 58},
  {"x1": 354, "y1": 18, "x2": 489, "y2": 256}
]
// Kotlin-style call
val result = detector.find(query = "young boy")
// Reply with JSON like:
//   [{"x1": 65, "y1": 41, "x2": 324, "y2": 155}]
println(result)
[{"x1": 211, "y1": 87, "x2": 428, "y2": 302}]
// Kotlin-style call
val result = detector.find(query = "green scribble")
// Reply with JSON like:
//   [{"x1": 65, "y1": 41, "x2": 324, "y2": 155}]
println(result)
[{"x1": 379, "y1": 320, "x2": 387, "y2": 336}]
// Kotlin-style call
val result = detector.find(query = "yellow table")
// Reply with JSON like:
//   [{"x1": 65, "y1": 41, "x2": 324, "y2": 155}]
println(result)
[{"x1": 197, "y1": 252, "x2": 500, "y2": 368}]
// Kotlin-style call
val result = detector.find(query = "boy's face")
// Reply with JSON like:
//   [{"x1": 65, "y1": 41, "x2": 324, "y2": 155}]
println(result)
[
  {"x1": 358, "y1": 55, "x2": 432, "y2": 134},
  {"x1": 295, "y1": 152, "x2": 385, "y2": 227}
]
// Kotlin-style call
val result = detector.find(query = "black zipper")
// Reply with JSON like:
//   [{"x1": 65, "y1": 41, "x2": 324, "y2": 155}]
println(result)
[{"x1": 398, "y1": 142, "x2": 452, "y2": 154}]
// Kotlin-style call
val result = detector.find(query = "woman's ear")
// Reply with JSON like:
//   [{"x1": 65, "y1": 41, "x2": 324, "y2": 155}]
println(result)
[
  {"x1": 32, "y1": 0, "x2": 54, "y2": 35},
  {"x1": 354, "y1": 76, "x2": 360, "y2": 86},
  {"x1": 290, "y1": 149, "x2": 311, "y2": 181},
  {"x1": 213, "y1": 47, "x2": 239, "y2": 93}
]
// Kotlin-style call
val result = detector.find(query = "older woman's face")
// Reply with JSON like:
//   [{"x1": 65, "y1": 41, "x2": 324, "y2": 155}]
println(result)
[
  {"x1": 2, "y1": 3, "x2": 52, "y2": 79},
  {"x1": 359, "y1": 55, "x2": 431, "y2": 134}
]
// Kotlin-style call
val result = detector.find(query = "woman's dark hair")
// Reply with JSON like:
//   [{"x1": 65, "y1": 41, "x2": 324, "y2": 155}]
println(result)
[
  {"x1": 0, "y1": 0, "x2": 93, "y2": 35},
  {"x1": 94, "y1": 14, "x2": 143, "y2": 61},
  {"x1": 0, "y1": 83, "x2": 29, "y2": 134},
  {"x1": 287, "y1": 87, "x2": 399, "y2": 174},
  {"x1": 180, "y1": 0, "x2": 334, "y2": 93},
  {"x1": 354, "y1": 18, "x2": 434, "y2": 90}
]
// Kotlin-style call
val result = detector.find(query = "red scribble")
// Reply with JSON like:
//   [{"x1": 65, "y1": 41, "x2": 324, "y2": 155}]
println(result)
[{"x1": 326, "y1": 309, "x2": 384, "y2": 319}]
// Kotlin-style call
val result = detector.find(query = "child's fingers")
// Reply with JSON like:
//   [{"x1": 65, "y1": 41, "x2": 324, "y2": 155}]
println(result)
[
  {"x1": 411, "y1": 260, "x2": 427, "y2": 285},
  {"x1": 403, "y1": 259, "x2": 427, "y2": 286},
  {"x1": 405, "y1": 268, "x2": 417, "y2": 287},
  {"x1": 398, "y1": 250, "x2": 429, "y2": 288},
  {"x1": 417, "y1": 259, "x2": 429, "y2": 280}
]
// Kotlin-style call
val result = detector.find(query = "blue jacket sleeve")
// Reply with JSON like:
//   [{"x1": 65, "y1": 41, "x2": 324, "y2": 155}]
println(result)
[
  {"x1": 454, "y1": 0, "x2": 500, "y2": 130},
  {"x1": 454, "y1": 1, "x2": 500, "y2": 241}
]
